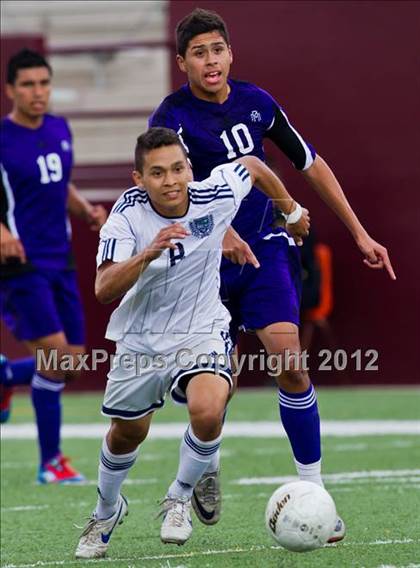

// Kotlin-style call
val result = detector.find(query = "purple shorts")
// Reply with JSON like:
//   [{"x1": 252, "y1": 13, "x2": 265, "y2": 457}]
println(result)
[
  {"x1": 220, "y1": 229, "x2": 302, "y2": 344},
  {"x1": 0, "y1": 269, "x2": 85, "y2": 344}
]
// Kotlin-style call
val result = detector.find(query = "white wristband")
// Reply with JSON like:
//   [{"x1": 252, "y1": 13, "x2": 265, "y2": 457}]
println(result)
[{"x1": 285, "y1": 203, "x2": 303, "y2": 224}]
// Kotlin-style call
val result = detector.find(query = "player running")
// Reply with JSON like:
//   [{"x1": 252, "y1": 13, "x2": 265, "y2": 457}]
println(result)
[
  {"x1": 149, "y1": 8, "x2": 396, "y2": 542},
  {"x1": 0, "y1": 49, "x2": 107, "y2": 483},
  {"x1": 75, "y1": 126, "x2": 309, "y2": 556}
]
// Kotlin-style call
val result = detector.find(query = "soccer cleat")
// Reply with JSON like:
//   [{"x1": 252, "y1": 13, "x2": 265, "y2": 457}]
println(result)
[
  {"x1": 327, "y1": 516, "x2": 346, "y2": 543},
  {"x1": 159, "y1": 496, "x2": 193, "y2": 545},
  {"x1": 38, "y1": 455, "x2": 85, "y2": 484},
  {"x1": 191, "y1": 469, "x2": 221, "y2": 525},
  {"x1": 75, "y1": 494, "x2": 128, "y2": 559}
]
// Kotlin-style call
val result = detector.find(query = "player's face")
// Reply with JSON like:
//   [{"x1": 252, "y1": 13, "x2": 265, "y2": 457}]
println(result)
[
  {"x1": 177, "y1": 31, "x2": 233, "y2": 103},
  {"x1": 6, "y1": 66, "x2": 51, "y2": 123},
  {"x1": 133, "y1": 144, "x2": 192, "y2": 217}
]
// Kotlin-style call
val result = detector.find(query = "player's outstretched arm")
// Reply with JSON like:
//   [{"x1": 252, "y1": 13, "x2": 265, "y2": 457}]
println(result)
[
  {"x1": 302, "y1": 155, "x2": 396, "y2": 280},
  {"x1": 235, "y1": 156, "x2": 310, "y2": 246},
  {"x1": 67, "y1": 183, "x2": 107, "y2": 231},
  {"x1": 95, "y1": 223, "x2": 189, "y2": 304}
]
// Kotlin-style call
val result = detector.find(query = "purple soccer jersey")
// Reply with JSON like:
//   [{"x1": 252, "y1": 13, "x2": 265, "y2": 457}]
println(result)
[
  {"x1": 150, "y1": 80, "x2": 315, "y2": 334},
  {"x1": 149, "y1": 79, "x2": 315, "y2": 247},
  {"x1": 0, "y1": 114, "x2": 73, "y2": 271}
]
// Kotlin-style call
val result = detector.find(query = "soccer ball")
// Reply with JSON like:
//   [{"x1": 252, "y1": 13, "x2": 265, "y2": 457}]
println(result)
[{"x1": 265, "y1": 481, "x2": 337, "y2": 552}]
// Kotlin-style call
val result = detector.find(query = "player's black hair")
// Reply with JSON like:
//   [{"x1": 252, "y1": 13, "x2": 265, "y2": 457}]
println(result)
[
  {"x1": 7, "y1": 48, "x2": 52, "y2": 85},
  {"x1": 176, "y1": 8, "x2": 230, "y2": 57},
  {"x1": 135, "y1": 127, "x2": 188, "y2": 172}
]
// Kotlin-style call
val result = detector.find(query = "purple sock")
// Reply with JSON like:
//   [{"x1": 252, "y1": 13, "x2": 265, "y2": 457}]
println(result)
[
  {"x1": 31, "y1": 373, "x2": 65, "y2": 466},
  {"x1": 278, "y1": 384, "x2": 321, "y2": 464}
]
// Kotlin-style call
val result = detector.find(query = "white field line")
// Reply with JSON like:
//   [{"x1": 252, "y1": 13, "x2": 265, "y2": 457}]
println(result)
[
  {"x1": 2, "y1": 420, "x2": 420, "y2": 440},
  {"x1": 14, "y1": 478, "x2": 158, "y2": 489},
  {"x1": 233, "y1": 469, "x2": 420, "y2": 485},
  {"x1": 4, "y1": 485, "x2": 419, "y2": 514},
  {"x1": 1, "y1": 449, "x2": 234, "y2": 469},
  {"x1": 0, "y1": 439, "x2": 414, "y2": 470},
  {"x1": 2, "y1": 539, "x2": 419, "y2": 568},
  {"x1": 66, "y1": 473, "x2": 420, "y2": 488},
  {"x1": 378, "y1": 565, "x2": 420, "y2": 568},
  {"x1": 374, "y1": 564, "x2": 420, "y2": 568},
  {"x1": 377, "y1": 565, "x2": 420, "y2": 568},
  {"x1": 2, "y1": 472, "x2": 419, "y2": 513},
  {"x1": 83, "y1": 478, "x2": 157, "y2": 486},
  {"x1": 2, "y1": 497, "x2": 155, "y2": 513},
  {"x1": 1, "y1": 505, "x2": 50, "y2": 512},
  {"x1": 254, "y1": 439, "x2": 417, "y2": 455},
  {"x1": 1, "y1": 438, "x2": 414, "y2": 472}
]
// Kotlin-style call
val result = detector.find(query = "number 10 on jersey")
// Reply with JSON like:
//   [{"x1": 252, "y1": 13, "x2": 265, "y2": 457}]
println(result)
[{"x1": 220, "y1": 123, "x2": 254, "y2": 159}]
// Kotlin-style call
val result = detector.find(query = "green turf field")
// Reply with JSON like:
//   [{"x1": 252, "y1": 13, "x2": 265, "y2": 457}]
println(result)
[{"x1": 1, "y1": 387, "x2": 420, "y2": 568}]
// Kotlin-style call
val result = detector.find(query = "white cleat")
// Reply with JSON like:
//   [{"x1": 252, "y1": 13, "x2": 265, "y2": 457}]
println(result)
[
  {"x1": 159, "y1": 497, "x2": 192, "y2": 545},
  {"x1": 327, "y1": 516, "x2": 346, "y2": 543},
  {"x1": 75, "y1": 494, "x2": 128, "y2": 559}
]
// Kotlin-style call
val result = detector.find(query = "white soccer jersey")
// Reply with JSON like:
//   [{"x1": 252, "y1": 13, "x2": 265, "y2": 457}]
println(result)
[{"x1": 96, "y1": 162, "x2": 252, "y2": 354}]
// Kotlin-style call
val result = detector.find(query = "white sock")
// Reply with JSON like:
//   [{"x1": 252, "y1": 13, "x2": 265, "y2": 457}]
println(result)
[
  {"x1": 294, "y1": 458, "x2": 324, "y2": 487},
  {"x1": 167, "y1": 425, "x2": 222, "y2": 500},
  {"x1": 95, "y1": 438, "x2": 138, "y2": 519},
  {"x1": 205, "y1": 448, "x2": 220, "y2": 473},
  {"x1": 204, "y1": 405, "x2": 226, "y2": 473}
]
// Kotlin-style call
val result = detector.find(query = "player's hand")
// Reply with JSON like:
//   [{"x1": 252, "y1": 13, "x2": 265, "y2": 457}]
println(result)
[
  {"x1": 144, "y1": 223, "x2": 190, "y2": 261},
  {"x1": 222, "y1": 227, "x2": 260, "y2": 268},
  {"x1": 286, "y1": 207, "x2": 310, "y2": 246},
  {"x1": 356, "y1": 234, "x2": 396, "y2": 280},
  {"x1": 0, "y1": 225, "x2": 26, "y2": 264},
  {"x1": 87, "y1": 205, "x2": 108, "y2": 231}
]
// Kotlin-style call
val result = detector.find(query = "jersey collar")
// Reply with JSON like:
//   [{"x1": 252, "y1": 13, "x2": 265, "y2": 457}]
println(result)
[
  {"x1": 147, "y1": 195, "x2": 191, "y2": 220},
  {"x1": 184, "y1": 79, "x2": 236, "y2": 111}
]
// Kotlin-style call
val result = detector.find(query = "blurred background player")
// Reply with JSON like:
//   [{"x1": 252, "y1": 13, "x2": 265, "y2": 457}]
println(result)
[
  {"x1": 0, "y1": 49, "x2": 107, "y2": 483},
  {"x1": 150, "y1": 8, "x2": 396, "y2": 541}
]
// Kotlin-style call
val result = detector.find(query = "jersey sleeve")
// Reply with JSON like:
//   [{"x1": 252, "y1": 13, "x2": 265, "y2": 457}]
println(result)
[
  {"x1": 262, "y1": 90, "x2": 316, "y2": 171},
  {"x1": 210, "y1": 162, "x2": 253, "y2": 205},
  {"x1": 96, "y1": 212, "x2": 136, "y2": 267}
]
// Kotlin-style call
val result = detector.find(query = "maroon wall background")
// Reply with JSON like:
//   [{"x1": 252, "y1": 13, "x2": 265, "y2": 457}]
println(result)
[
  {"x1": 169, "y1": 1, "x2": 420, "y2": 384},
  {"x1": 1, "y1": 4, "x2": 419, "y2": 387}
]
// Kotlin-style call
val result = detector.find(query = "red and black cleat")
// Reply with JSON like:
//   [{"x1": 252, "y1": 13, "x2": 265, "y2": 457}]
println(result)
[{"x1": 38, "y1": 455, "x2": 85, "y2": 484}]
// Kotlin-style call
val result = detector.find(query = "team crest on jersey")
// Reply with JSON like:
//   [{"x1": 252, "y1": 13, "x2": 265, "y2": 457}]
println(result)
[
  {"x1": 189, "y1": 214, "x2": 214, "y2": 238},
  {"x1": 61, "y1": 140, "x2": 71, "y2": 151},
  {"x1": 250, "y1": 110, "x2": 262, "y2": 122}
]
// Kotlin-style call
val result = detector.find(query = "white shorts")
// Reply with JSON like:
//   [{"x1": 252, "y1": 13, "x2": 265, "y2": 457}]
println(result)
[{"x1": 101, "y1": 331, "x2": 233, "y2": 420}]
